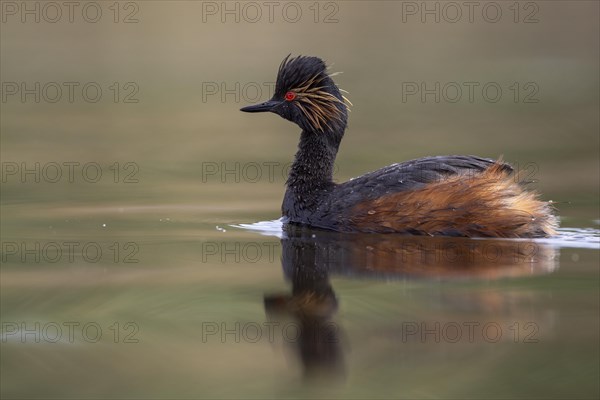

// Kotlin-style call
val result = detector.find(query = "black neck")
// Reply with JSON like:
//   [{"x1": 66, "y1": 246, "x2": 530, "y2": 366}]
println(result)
[{"x1": 287, "y1": 130, "x2": 340, "y2": 191}]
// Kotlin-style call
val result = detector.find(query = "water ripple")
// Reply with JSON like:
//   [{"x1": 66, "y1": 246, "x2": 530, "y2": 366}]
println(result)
[{"x1": 231, "y1": 221, "x2": 600, "y2": 250}]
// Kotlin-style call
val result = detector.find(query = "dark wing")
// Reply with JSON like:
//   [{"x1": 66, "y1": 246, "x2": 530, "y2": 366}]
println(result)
[{"x1": 333, "y1": 155, "x2": 512, "y2": 203}]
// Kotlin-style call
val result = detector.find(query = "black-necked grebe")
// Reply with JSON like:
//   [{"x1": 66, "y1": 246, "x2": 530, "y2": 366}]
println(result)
[{"x1": 240, "y1": 55, "x2": 557, "y2": 237}]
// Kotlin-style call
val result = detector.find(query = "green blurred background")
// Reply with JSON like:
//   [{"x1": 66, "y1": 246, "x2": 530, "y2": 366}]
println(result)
[{"x1": 1, "y1": 0, "x2": 598, "y2": 223}]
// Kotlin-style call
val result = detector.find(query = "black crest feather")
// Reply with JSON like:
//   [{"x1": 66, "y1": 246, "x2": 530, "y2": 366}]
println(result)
[
  {"x1": 275, "y1": 55, "x2": 350, "y2": 133},
  {"x1": 275, "y1": 55, "x2": 328, "y2": 97}
]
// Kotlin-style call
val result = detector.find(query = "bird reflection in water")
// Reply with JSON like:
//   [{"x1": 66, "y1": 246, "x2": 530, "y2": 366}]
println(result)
[{"x1": 263, "y1": 224, "x2": 558, "y2": 380}]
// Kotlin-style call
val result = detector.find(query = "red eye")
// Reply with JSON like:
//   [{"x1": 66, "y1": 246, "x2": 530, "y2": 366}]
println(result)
[{"x1": 285, "y1": 91, "x2": 296, "y2": 101}]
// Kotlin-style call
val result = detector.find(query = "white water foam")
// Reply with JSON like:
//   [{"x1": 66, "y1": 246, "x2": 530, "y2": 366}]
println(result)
[{"x1": 231, "y1": 221, "x2": 600, "y2": 250}]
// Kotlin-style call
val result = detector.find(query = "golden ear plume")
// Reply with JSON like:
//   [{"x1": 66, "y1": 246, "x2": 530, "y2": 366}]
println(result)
[{"x1": 290, "y1": 72, "x2": 352, "y2": 133}]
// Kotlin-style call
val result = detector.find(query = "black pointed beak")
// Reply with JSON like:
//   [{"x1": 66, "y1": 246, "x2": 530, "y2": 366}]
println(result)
[{"x1": 240, "y1": 100, "x2": 280, "y2": 113}]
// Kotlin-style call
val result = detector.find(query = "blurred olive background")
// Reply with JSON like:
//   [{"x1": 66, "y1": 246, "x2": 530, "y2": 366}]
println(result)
[
  {"x1": 1, "y1": 1, "x2": 599, "y2": 399},
  {"x1": 1, "y1": 0, "x2": 598, "y2": 222}
]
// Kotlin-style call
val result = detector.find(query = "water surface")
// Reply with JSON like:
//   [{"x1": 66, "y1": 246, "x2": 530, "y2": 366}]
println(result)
[{"x1": 1, "y1": 199, "x2": 598, "y2": 398}]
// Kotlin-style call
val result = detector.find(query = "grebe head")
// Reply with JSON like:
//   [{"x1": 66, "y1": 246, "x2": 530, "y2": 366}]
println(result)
[{"x1": 241, "y1": 55, "x2": 350, "y2": 135}]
